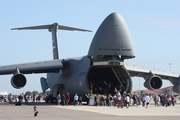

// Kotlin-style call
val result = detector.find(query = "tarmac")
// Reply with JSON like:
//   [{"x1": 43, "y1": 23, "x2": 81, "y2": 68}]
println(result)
[{"x1": 0, "y1": 102, "x2": 180, "y2": 120}]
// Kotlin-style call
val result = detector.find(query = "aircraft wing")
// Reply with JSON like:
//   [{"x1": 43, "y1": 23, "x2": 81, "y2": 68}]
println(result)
[
  {"x1": 0, "y1": 59, "x2": 63, "y2": 75},
  {"x1": 11, "y1": 23, "x2": 92, "y2": 32},
  {"x1": 124, "y1": 63, "x2": 179, "y2": 80}
]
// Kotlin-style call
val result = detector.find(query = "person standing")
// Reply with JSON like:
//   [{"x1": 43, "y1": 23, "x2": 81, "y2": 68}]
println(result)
[
  {"x1": 153, "y1": 94, "x2": 159, "y2": 106},
  {"x1": 142, "y1": 95, "x2": 145, "y2": 107},
  {"x1": 56, "y1": 93, "x2": 61, "y2": 106},
  {"x1": 18, "y1": 94, "x2": 23, "y2": 105},
  {"x1": 125, "y1": 94, "x2": 130, "y2": 108},
  {"x1": 8, "y1": 93, "x2": 13, "y2": 104},
  {"x1": 24, "y1": 94, "x2": 29, "y2": 105},
  {"x1": 65, "y1": 93, "x2": 70, "y2": 106},
  {"x1": 145, "y1": 94, "x2": 150, "y2": 109},
  {"x1": 116, "y1": 93, "x2": 121, "y2": 108},
  {"x1": 94, "y1": 95, "x2": 98, "y2": 106},
  {"x1": 74, "y1": 94, "x2": 79, "y2": 106},
  {"x1": 132, "y1": 94, "x2": 138, "y2": 107},
  {"x1": 171, "y1": 95, "x2": 175, "y2": 106},
  {"x1": 78, "y1": 96, "x2": 82, "y2": 105},
  {"x1": 61, "y1": 94, "x2": 65, "y2": 106},
  {"x1": 32, "y1": 94, "x2": 36, "y2": 104}
]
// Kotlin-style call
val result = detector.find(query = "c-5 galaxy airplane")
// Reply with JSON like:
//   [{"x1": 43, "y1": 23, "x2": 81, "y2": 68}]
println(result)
[{"x1": 0, "y1": 12, "x2": 180, "y2": 101}]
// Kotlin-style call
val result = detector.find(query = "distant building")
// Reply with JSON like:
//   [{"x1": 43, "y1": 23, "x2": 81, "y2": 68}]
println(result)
[{"x1": 133, "y1": 86, "x2": 175, "y2": 95}]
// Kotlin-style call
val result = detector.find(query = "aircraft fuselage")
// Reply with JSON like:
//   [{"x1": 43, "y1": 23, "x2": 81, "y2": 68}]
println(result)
[{"x1": 47, "y1": 55, "x2": 132, "y2": 99}]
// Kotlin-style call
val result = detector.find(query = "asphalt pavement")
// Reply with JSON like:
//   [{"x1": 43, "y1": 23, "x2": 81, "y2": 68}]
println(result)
[{"x1": 0, "y1": 101, "x2": 180, "y2": 120}]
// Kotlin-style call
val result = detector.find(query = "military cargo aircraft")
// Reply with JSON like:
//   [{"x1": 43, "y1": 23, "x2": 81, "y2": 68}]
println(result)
[{"x1": 0, "y1": 12, "x2": 180, "y2": 102}]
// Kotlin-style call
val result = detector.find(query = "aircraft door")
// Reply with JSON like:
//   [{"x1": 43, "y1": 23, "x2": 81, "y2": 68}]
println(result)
[{"x1": 52, "y1": 83, "x2": 64, "y2": 97}]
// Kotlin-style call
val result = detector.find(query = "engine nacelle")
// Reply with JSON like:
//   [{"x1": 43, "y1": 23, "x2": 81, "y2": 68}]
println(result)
[
  {"x1": 11, "y1": 73, "x2": 27, "y2": 89},
  {"x1": 173, "y1": 84, "x2": 180, "y2": 94},
  {"x1": 144, "y1": 75, "x2": 162, "y2": 90}
]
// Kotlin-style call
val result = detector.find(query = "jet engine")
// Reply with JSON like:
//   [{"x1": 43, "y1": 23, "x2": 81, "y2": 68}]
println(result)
[
  {"x1": 173, "y1": 84, "x2": 180, "y2": 94},
  {"x1": 144, "y1": 75, "x2": 162, "y2": 90},
  {"x1": 11, "y1": 73, "x2": 26, "y2": 89}
]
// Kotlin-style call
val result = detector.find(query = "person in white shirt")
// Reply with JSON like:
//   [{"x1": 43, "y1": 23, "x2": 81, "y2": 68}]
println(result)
[
  {"x1": 145, "y1": 94, "x2": 150, "y2": 108},
  {"x1": 125, "y1": 94, "x2": 130, "y2": 108},
  {"x1": 56, "y1": 93, "x2": 61, "y2": 106},
  {"x1": 116, "y1": 93, "x2": 121, "y2": 108},
  {"x1": 157, "y1": 95, "x2": 161, "y2": 106},
  {"x1": 74, "y1": 94, "x2": 79, "y2": 106}
]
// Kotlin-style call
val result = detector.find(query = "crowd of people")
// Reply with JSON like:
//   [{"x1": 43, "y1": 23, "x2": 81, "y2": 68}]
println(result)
[
  {"x1": 0, "y1": 90, "x2": 179, "y2": 109},
  {"x1": 53, "y1": 89, "x2": 178, "y2": 109},
  {"x1": 56, "y1": 92, "x2": 83, "y2": 106},
  {"x1": 93, "y1": 91, "x2": 177, "y2": 108},
  {"x1": 0, "y1": 93, "x2": 45, "y2": 105}
]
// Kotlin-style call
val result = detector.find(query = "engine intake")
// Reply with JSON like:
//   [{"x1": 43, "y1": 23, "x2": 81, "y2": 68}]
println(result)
[
  {"x1": 144, "y1": 75, "x2": 162, "y2": 90},
  {"x1": 11, "y1": 73, "x2": 26, "y2": 89}
]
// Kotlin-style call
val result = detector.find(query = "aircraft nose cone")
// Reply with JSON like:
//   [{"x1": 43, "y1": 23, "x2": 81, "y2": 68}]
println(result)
[{"x1": 88, "y1": 12, "x2": 135, "y2": 59}]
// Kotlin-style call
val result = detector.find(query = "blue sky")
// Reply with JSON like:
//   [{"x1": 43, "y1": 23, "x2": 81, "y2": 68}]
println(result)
[{"x1": 0, "y1": 0, "x2": 180, "y2": 94}]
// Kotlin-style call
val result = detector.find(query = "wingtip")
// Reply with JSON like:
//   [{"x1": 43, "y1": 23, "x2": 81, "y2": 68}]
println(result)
[{"x1": 87, "y1": 30, "x2": 92, "y2": 32}]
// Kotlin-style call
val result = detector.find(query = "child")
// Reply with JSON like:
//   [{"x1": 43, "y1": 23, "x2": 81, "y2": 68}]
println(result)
[{"x1": 33, "y1": 106, "x2": 39, "y2": 118}]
